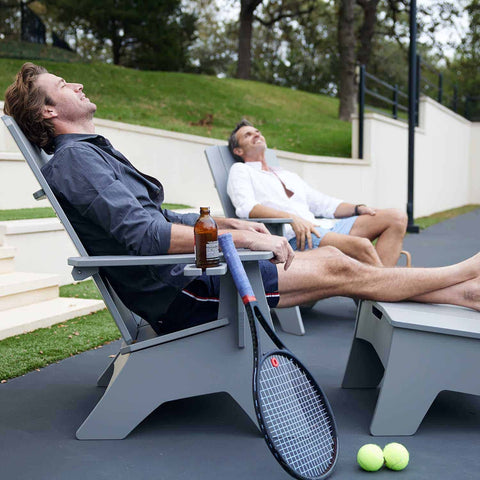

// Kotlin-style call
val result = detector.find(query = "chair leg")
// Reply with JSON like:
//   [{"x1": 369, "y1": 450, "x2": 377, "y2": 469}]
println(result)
[
  {"x1": 96, "y1": 353, "x2": 118, "y2": 387},
  {"x1": 77, "y1": 326, "x2": 258, "y2": 440},
  {"x1": 369, "y1": 329, "x2": 438, "y2": 436},
  {"x1": 273, "y1": 307, "x2": 305, "y2": 336},
  {"x1": 342, "y1": 337, "x2": 384, "y2": 388}
]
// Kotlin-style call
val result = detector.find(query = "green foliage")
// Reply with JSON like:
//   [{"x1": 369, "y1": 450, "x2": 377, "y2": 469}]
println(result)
[
  {"x1": 0, "y1": 207, "x2": 57, "y2": 221},
  {"x1": 0, "y1": 279, "x2": 116, "y2": 381},
  {"x1": 0, "y1": 40, "x2": 83, "y2": 62},
  {"x1": 0, "y1": 310, "x2": 119, "y2": 381},
  {"x1": 251, "y1": 0, "x2": 339, "y2": 95},
  {"x1": 59, "y1": 280, "x2": 102, "y2": 299},
  {"x1": 0, "y1": 204, "x2": 191, "y2": 221},
  {"x1": 46, "y1": 0, "x2": 197, "y2": 70},
  {"x1": 0, "y1": 59, "x2": 352, "y2": 157},
  {"x1": 415, "y1": 205, "x2": 480, "y2": 230}
]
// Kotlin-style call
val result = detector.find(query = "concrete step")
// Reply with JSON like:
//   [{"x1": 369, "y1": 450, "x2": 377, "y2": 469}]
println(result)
[
  {"x1": 0, "y1": 297, "x2": 106, "y2": 340},
  {"x1": 0, "y1": 152, "x2": 23, "y2": 161},
  {"x1": 0, "y1": 246, "x2": 16, "y2": 274},
  {"x1": 0, "y1": 271, "x2": 60, "y2": 311},
  {"x1": 0, "y1": 219, "x2": 76, "y2": 286}
]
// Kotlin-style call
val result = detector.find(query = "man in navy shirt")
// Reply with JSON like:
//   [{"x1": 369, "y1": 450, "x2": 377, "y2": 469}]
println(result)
[{"x1": 5, "y1": 63, "x2": 480, "y2": 333}]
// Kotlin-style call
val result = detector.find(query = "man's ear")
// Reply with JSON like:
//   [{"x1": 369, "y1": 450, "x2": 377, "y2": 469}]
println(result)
[
  {"x1": 233, "y1": 147, "x2": 244, "y2": 159},
  {"x1": 42, "y1": 105, "x2": 58, "y2": 119}
]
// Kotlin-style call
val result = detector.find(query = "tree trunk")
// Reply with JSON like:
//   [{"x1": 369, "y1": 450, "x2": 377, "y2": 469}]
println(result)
[
  {"x1": 357, "y1": 0, "x2": 380, "y2": 67},
  {"x1": 236, "y1": 0, "x2": 262, "y2": 79},
  {"x1": 337, "y1": 0, "x2": 357, "y2": 121}
]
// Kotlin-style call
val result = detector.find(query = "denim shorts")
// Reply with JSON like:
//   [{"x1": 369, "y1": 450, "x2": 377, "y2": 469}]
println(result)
[
  {"x1": 288, "y1": 216, "x2": 358, "y2": 250},
  {"x1": 159, "y1": 260, "x2": 279, "y2": 334}
]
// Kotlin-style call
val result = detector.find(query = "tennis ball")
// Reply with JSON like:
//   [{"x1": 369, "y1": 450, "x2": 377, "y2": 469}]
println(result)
[
  {"x1": 383, "y1": 442, "x2": 409, "y2": 471},
  {"x1": 357, "y1": 444, "x2": 384, "y2": 472}
]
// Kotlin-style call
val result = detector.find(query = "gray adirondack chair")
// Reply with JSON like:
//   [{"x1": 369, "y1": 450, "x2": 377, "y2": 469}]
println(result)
[
  {"x1": 205, "y1": 145, "x2": 306, "y2": 336},
  {"x1": 2, "y1": 115, "x2": 276, "y2": 439}
]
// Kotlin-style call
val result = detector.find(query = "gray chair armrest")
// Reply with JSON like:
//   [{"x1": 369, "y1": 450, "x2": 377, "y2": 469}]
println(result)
[
  {"x1": 68, "y1": 251, "x2": 273, "y2": 280},
  {"x1": 248, "y1": 218, "x2": 293, "y2": 224}
]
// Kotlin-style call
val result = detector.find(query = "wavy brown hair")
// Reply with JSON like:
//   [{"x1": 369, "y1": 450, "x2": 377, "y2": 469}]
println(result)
[{"x1": 4, "y1": 63, "x2": 56, "y2": 153}]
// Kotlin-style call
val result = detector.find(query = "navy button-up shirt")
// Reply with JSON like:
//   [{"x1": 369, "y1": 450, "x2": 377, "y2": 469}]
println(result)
[{"x1": 42, "y1": 133, "x2": 199, "y2": 329}]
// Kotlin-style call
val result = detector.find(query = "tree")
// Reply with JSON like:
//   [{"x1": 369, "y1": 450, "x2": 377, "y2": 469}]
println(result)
[
  {"x1": 337, "y1": 0, "x2": 356, "y2": 120},
  {"x1": 236, "y1": 0, "x2": 317, "y2": 79},
  {"x1": 237, "y1": 0, "x2": 263, "y2": 79},
  {"x1": 46, "y1": 0, "x2": 196, "y2": 70}
]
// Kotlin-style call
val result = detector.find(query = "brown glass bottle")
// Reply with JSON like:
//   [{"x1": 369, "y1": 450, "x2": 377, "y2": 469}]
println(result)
[{"x1": 194, "y1": 207, "x2": 220, "y2": 269}]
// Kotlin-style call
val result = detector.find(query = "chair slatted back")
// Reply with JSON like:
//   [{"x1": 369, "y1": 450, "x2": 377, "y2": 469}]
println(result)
[
  {"x1": 204, "y1": 145, "x2": 278, "y2": 218},
  {"x1": 2, "y1": 115, "x2": 140, "y2": 344}
]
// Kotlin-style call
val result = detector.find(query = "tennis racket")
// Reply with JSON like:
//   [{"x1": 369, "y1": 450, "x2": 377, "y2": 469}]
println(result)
[{"x1": 218, "y1": 233, "x2": 338, "y2": 480}]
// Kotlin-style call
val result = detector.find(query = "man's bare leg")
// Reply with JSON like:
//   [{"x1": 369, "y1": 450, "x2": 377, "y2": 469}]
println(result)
[
  {"x1": 320, "y1": 231, "x2": 383, "y2": 267},
  {"x1": 276, "y1": 246, "x2": 480, "y2": 310},
  {"x1": 349, "y1": 208, "x2": 407, "y2": 267}
]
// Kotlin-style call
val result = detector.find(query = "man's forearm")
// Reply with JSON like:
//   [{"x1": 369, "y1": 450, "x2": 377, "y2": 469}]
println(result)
[
  {"x1": 168, "y1": 224, "x2": 194, "y2": 254},
  {"x1": 334, "y1": 202, "x2": 357, "y2": 218},
  {"x1": 249, "y1": 204, "x2": 292, "y2": 219}
]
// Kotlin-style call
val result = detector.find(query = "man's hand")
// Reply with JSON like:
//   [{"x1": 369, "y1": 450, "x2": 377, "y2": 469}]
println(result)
[
  {"x1": 357, "y1": 205, "x2": 376, "y2": 216},
  {"x1": 225, "y1": 218, "x2": 271, "y2": 235},
  {"x1": 290, "y1": 215, "x2": 319, "y2": 251},
  {"x1": 242, "y1": 232, "x2": 295, "y2": 270}
]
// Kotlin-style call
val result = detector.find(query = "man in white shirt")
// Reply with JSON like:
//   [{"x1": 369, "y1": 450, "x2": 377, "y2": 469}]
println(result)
[{"x1": 227, "y1": 120, "x2": 408, "y2": 267}]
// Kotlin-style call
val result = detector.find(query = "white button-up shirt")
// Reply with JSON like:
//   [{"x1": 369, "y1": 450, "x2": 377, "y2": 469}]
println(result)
[{"x1": 227, "y1": 161, "x2": 343, "y2": 240}]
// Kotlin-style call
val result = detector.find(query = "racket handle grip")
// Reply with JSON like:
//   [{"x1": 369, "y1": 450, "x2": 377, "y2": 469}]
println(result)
[{"x1": 219, "y1": 233, "x2": 256, "y2": 303}]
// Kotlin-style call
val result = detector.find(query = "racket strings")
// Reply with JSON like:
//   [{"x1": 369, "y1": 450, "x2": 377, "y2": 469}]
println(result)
[{"x1": 258, "y1": 353, "x2": 336, "y2": 478}]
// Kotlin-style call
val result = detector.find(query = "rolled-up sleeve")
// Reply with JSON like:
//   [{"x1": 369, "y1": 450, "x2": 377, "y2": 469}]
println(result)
[
  {"x1": 227, "y1": 163, "x2": 258, "y2": 218},
  {"x1": 164, "y1": 209, "x2": 199, "y2": 226},
  {"x1": 50, "y1": 145, "x2": 173, "y2": 255}
]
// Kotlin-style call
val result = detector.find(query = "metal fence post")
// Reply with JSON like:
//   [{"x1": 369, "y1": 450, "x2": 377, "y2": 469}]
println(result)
[
  {"x1": 358, "y1": 65, "x2": 365, "y2": 160},
  {"x1": 453, "y1": 85, "x2": 458, "y2": 112},
  {"x1": 407, "y1": 3, "x2": 420, "y2": 233},
  {"x1": 393, "y1": 85, "x2": 398, "y2": 119},
  {"x1": 438, "y1": 72, "x2": 443, "y2": 104},
  {"x1": 415, "y1": 54, "x2": 420, "y2": 127}
]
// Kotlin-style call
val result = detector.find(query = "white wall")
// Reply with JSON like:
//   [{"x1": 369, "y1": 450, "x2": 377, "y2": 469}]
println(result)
[
  {"x1": 470, "y1": 122, "x2": 480, "y2": 205},
  {"x1": 1, "y1": 98, "x2": 479, "y2": 219},
  {"x1": 414, "y1": 98, "x2": 472, "y2": 217},
  {"x1": 1, "y1": 98, "x2": 479, "y2": 283},
  {"x1": 95, "y1": 119, "x2": 225, "y2": 213}
]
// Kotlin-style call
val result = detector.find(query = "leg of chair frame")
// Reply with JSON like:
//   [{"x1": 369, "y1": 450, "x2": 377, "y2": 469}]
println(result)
[
  {"x1": 77, "y1": 322, "x2": 257, "y2": 439},
  {"x1": 343, "y1": 301, "x2": 384, "y2": 388},
  {"x1": 273, "y1": 307, "x2": 305, "y2": 336},
  {"x1": 369, "y1": 329, "x2": 438, "y2": 436},
  {"x1": 96, "y1": 353, "x2": 118, "y2": 387},
  {"x1": 342, "y1": 337, "x2": 384, "y2": 389}
]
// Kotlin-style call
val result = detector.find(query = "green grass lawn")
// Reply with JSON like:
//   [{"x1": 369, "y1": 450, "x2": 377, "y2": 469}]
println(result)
[
  {"x1": 415, "y1": 204, "x2": 480, "y2": 229},
  {"x1": 0, "y1": 58, "x2": 351, "y2": 158},
  {"x1": 0, "y1": 203, "x2": 191, "y2": 221},
  {"x1": 0, "y1": 280, "x2": 117, "y2": 381}
]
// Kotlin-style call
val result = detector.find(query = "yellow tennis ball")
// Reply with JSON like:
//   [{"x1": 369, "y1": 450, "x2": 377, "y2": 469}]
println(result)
[
  {"x1": 357, "y1": 444, "x2": 384, "y2": 472},
  {"x1": 383, "y1": 442, "x2": 409, "y2": 471}
]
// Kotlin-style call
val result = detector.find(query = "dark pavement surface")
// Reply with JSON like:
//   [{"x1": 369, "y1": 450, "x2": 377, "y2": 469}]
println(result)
[{"x1": 2, "y1": 210, "x2": 480, "y2": 480}]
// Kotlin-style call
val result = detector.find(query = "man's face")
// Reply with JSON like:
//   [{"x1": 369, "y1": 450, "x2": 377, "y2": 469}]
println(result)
[
  {"x1": 234, "y1": 125, "x2": 267, "y2": 161},
  {"x1": 36, "y1": 73, "x2": 96, "y2": 123}
]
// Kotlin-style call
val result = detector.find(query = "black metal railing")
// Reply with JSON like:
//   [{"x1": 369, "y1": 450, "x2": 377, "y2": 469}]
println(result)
[
  {"x1": 417, "y1": 56, "x2": 460, "y2": 114},
  {"x1": 464, "y1": 96, "x2": 480, "y2": 122},
  {"x1": 357, "y1": 59, "x2": 479, "y2": 159},
  {"x1": 357, "y1": 65, "x2": 410, "y2": 158}
]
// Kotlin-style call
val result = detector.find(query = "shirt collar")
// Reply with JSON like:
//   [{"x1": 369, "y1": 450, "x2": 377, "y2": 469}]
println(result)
[
  {"x1": 245, "y1": 161, "x2": 264, "y2": 171},
  {"x1": 54, "y1": 133, "x2": 111, "y2": 149}
]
